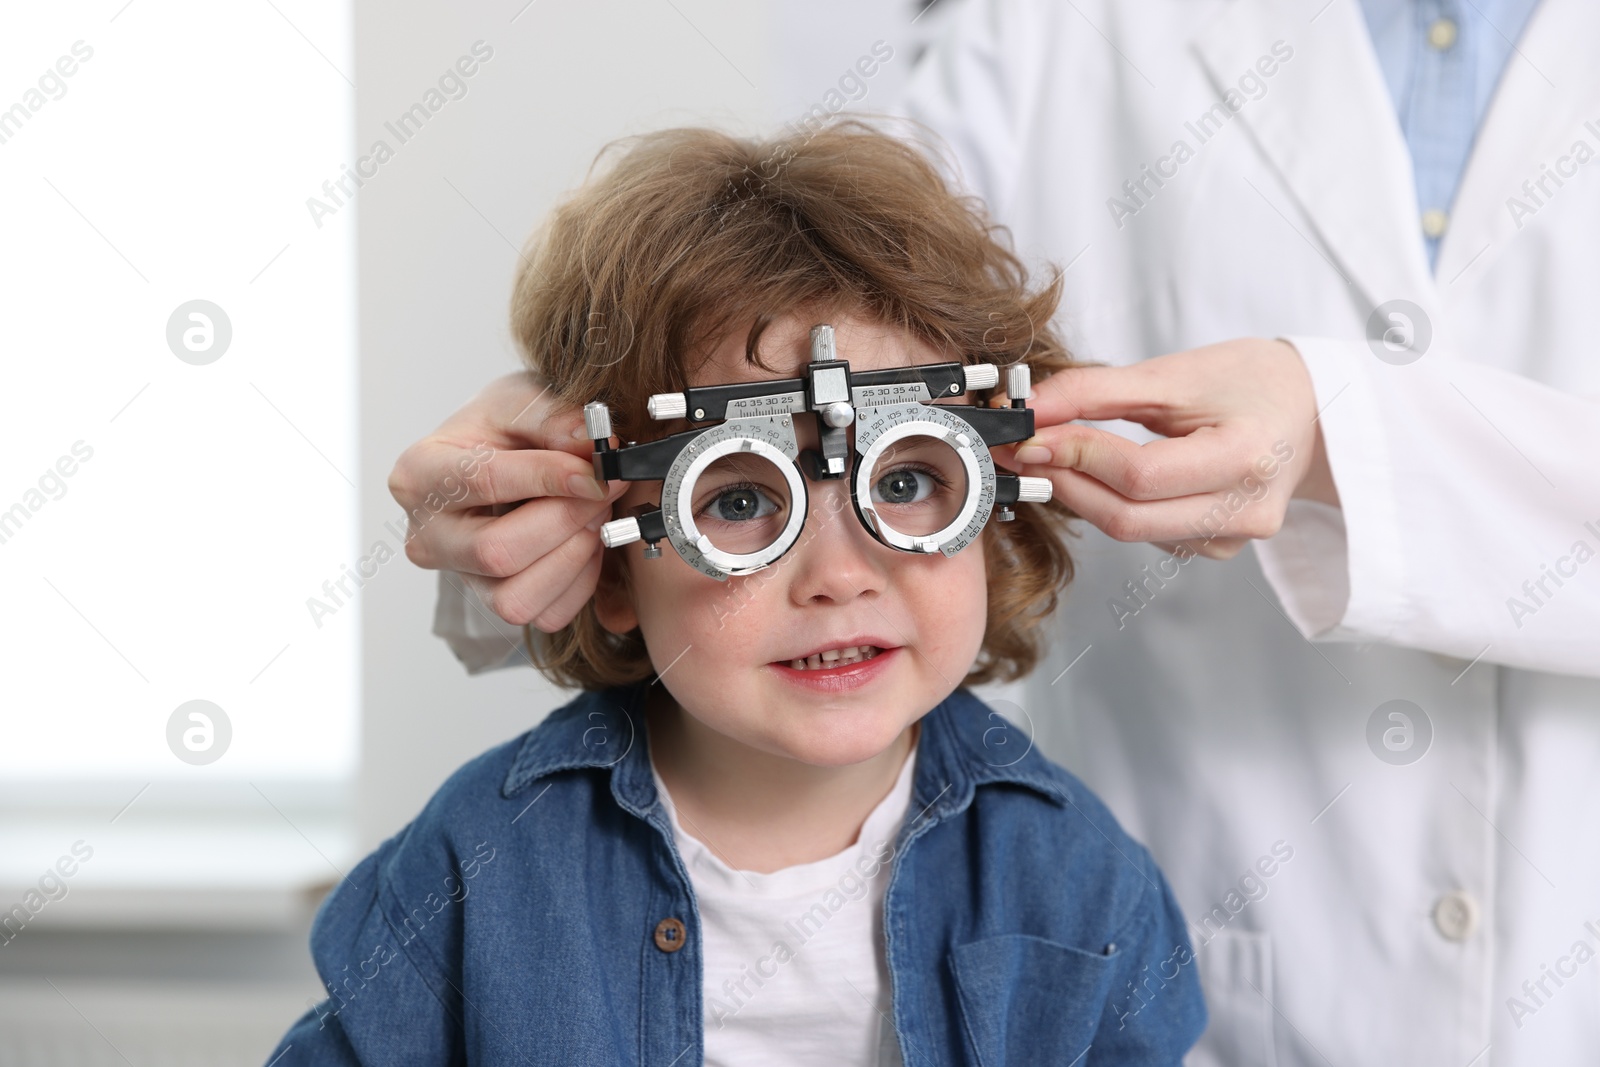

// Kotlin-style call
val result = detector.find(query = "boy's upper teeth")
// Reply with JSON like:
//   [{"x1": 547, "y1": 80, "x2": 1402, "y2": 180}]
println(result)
[{"x1": 789, "y1": 644, "x2": 881, "y2": 670}]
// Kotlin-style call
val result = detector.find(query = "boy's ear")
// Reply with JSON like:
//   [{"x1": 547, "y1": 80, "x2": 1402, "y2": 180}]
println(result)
[{"x1": 592, "y1": 547, "x2": 639, "y2": 635}]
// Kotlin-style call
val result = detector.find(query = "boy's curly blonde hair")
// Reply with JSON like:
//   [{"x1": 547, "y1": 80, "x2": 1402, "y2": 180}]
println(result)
[{"x1": 511, "y1": 119, "x2": 1079, "y2": 691}]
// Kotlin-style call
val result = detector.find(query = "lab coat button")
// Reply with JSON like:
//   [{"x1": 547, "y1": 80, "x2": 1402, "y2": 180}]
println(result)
[
  {"x1": 1433, "y1": 891, "x2": 1479, "y2": 941},
  {"x1": 1421, "y1": 209, "x2": 1449, "y2": 239},
  {"x1": 1428, "y1": 18, "x2": 1458, "y2": 50}
]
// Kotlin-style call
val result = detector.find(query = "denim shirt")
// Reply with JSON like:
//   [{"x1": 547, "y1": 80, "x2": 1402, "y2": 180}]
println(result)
[{"x1": 266, "y1": 683, "x2": 1205, "y2": 1065}]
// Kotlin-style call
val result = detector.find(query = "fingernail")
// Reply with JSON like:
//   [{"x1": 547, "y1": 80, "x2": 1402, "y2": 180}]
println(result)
[
  {"x1": 567, "y1": 473, "x2": 607, "y2": 500},
  {"x1": 585, "y1": 512, "x2": 608, "y2": 532},
  {"x1": 1015, "y1": 445, "x2": 1052, "y2": 464},
  {"x1": 571, "y1": 423, "x2": 593, "y2": 441}
]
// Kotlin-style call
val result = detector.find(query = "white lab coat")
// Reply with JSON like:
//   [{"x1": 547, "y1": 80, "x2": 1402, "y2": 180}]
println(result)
[
  {"x1": 896, "y1": 0, "x2": 1600, "y2": 1064},
  {"x1": 433, "y1": 1, "x2": 1600, "y2": 1063}
]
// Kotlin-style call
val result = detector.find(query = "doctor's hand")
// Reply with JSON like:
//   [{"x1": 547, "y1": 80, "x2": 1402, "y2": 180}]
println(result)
[
  {"x1": 387, "y1": 370, "x2": 627, "y2": 630},
  {"x1": 990, "y1": 338, "x2": 1338, "y2": 560}
]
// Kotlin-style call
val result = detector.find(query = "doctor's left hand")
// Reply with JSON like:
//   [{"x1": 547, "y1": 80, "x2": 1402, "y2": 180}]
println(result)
[{"x1": 990, "y1": 338, "x2": 1338, "y2": 560}]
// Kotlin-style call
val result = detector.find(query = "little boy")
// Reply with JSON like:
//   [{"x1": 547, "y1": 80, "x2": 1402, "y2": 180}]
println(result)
[{"x1": 267, "y1": 120, "x2": 1204, "y2": 1066}]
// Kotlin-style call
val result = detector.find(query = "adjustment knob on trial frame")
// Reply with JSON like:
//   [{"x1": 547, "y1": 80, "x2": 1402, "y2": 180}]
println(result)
[
  {"x1": 1016, "y1": 476, "x2": 1053, "y2": 503},
  {"x1": 600, "y1": 515, "x2": 663, "y2": 558},
  {"x1": 963, "y1": 364, "x2": 1000, "y2": 391},
  {"x1": 647, "y1": 393, "x2": 688, "y2": 421},
  {"x1": 1007, "y1": 364, "x2": 1031, "y2": 405},
  {"x1": 820, "y1": 402, "x2": 854, "y2": 428},
  {"x1": 600, "y1": 517, "x2": 641, "y2": 548}
]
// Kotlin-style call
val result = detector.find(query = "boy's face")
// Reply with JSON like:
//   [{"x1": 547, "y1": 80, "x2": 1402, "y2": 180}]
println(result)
[{"x1": 593, "y1": 312, "x2": 989, "y2": 768}]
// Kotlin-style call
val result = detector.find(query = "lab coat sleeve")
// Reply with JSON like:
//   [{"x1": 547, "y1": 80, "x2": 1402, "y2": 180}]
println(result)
[
  {"x1": 431, "y1": 569, "x2": 530, "y2": 675},
  {"x1": 1254, "y1": 335, "x2": 1600, "y2": 677}
]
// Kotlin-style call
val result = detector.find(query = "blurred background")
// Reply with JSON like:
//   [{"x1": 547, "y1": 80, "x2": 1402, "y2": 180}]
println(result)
[{"x1": 0, "y1": 1, "x2": 1001, "y2": 1062}]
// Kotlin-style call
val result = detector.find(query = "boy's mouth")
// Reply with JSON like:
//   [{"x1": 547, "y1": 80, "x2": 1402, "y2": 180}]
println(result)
[
  {"x1": 769, "y1": 644, "x2": 902, "y2": 690},
  {"x1": 783, "y1": 644, "x2": 883, "y2": 671},
  {"x1": 772, "y1": 635, "x2": 900, "y2": 672}
]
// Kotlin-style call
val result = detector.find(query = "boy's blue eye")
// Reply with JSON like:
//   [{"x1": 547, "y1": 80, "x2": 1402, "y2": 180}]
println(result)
[
  {"x1": 702, "y1": 482, "x2": 781, "y2": 523},
  {"x1": 871, "y1": 464, "x2": 944, "y2": 507}
]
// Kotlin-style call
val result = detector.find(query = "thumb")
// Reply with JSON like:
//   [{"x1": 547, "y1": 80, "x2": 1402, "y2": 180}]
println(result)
[{"x1": 477, "y1": 372, "x2": 597, "y2": 459}]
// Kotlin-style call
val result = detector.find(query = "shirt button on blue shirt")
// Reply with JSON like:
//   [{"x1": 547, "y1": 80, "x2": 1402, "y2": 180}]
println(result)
[
  {"x1": 655, "y1": 916, "x2": 687, "y2": 953},
  {"x1": 1358, "y1": 0, "x2": 1545, "y2": 272}
]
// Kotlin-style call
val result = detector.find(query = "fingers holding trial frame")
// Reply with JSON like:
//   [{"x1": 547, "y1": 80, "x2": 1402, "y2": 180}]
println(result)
[
  {"x1": 988, "y1": 338, "x2": 1340, "y2": 561},
  {"x1": 386, "y1": 369, "x2": 627, "y2": 632}
]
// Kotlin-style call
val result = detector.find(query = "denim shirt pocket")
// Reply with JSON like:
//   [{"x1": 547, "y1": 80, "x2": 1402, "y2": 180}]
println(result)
[{"x1": 950, "y1": 932, "x2": 1116, "y2": 1067}]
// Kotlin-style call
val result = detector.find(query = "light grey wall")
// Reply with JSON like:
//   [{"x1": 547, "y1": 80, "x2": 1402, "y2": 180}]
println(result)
[{"x1": 354, "y1": 0, "x2": 965, "y2": 849}]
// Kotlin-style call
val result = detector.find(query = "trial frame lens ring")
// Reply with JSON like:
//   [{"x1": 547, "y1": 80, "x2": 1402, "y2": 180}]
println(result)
[
  {"x1": 671, "y1": 432, "x2": 807, "y2": 577},
  {"x1": 852, "y1": 413, "x2": 987, "y2": 555}
]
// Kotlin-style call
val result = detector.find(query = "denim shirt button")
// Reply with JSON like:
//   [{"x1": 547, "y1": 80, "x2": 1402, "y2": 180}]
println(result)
[{"x1": 653, "y1": 917, "x2": 688, "y2": 953}]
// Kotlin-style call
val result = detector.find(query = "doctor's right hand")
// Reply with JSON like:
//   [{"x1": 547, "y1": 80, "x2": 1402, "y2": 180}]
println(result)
[
  {"x1": 387, "y1": 370, "x2": 627, "y2": 632},
  {"x1": 990, "y1": 338, "x2": 1337, "y2": 560}
]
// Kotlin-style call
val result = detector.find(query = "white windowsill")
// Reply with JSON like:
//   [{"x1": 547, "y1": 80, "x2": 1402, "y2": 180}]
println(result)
[{"x1": 1, "y1": 779, "x2": 352, "y2": 931}]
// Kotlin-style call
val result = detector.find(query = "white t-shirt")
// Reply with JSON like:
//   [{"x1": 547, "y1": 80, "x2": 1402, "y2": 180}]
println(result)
[{"x1": 649, "y1": 747, "x2": 917, "y2": 1067}]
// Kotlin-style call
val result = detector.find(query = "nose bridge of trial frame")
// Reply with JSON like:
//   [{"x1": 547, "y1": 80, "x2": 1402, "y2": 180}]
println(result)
[{"x1": 583, "y1": 323, "x2": 1044, "y2": 561}]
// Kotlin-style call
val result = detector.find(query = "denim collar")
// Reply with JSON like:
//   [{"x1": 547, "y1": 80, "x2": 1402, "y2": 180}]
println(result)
[{"x1": 502, "y1": 681, "x2": 1071, "y2": 827}]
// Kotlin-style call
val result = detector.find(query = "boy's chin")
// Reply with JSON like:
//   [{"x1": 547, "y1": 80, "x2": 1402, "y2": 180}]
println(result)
[{"x1": 767, "y1": 719, "x2": 916, "y2": 769}]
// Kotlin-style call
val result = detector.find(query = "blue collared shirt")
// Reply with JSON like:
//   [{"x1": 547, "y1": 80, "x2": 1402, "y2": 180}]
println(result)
[
  {"x1": 1358, "y1": 0, "x2": 1543, "y2": 270},
  {"x1": 266, "y1": 682, "x2": 1205, "y2": 1065}
]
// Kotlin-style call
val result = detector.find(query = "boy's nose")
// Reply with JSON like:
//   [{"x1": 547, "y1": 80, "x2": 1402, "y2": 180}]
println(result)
[{"x1": 782, "y1": 475, "x2": 890, "y2": 605}]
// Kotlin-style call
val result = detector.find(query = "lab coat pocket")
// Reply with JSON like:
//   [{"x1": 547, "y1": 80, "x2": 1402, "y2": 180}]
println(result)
[
  {"x1": 1185, "y1": 929, "x2": 1276, "y2": 1067},
  {"x1": 950, "y1": 932, "x2": 1114, "y2": 1067}
]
